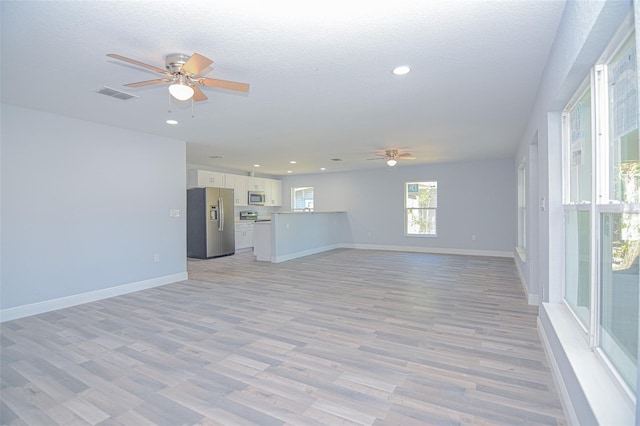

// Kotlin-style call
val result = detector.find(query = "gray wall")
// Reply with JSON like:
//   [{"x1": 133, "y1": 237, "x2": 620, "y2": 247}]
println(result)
[
  {"x1": 280, "y1": 158, "x2": 515, "y2": 255},
  {"x1": 1, "y1": 104, "x2": 187, "y2": 311}
]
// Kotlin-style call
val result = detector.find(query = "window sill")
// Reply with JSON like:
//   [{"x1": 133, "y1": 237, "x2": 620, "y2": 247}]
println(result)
[{"x1": 539, "y1": 303, "x2": 635, "y2": 425}]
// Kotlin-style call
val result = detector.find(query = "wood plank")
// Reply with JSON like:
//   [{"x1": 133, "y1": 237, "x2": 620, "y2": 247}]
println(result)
[{"x1": 0, "y1": 249, "x2": 566, "y2": 425}]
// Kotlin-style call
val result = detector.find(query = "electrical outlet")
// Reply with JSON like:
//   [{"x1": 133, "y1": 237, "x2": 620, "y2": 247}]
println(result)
[
  {"x1": 471, "y1": 235, "x2": 476, "y2": 241},
  {"x1": 153, "y1": 253, "x2": 160, "y2": 263},
  {"x1": 169, "y1": 209, "x2": 180, "y2": 217}
]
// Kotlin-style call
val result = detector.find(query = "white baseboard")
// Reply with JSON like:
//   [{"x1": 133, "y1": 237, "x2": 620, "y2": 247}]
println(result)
[
  {"x1": 272, "y1": 244, "x2": 342, "y2": 263},
  {"x1": 514, "y1": 255, "x2": 539, "y2": 305},
  {"x1": 342, "y1": 243, "x2": 514, "y2": 258},
  {"x1": 271, "y1": 243, "x2": 513, "y2": 264},
  {"x1": 0, "y1": 272, "x2": 188, "y2": 323}
]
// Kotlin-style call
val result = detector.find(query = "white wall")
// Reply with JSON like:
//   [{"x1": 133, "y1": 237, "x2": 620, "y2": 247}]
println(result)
[
  {"x1": 1, "y1": 104, "x2": 187, "y2": 318},
  {"x1": 514, "y1": 1, "x2": 635, "y2": 424},
  {"x1": 280, "y1": 158, "x2": 515, "y2": 256}
]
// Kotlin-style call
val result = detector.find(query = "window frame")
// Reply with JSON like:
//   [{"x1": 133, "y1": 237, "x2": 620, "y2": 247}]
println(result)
[
  {"x1": 517, "y1": 159, "x2": 527, "y2": 261},
  {"x1": 561, "y1": 79, "x2": 595, "y2": 337},
  {"x1": 404, "y1": 181, "x2": 438, "y2": 237},
  {"x1": 291, "y1": 187, "x2": 314, "y2": 212}
]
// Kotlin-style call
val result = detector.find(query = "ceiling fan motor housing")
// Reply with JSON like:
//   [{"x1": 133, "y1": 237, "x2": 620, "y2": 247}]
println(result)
[{"x1": 165, "y1": 53, "x2": 191, "y2": 74}]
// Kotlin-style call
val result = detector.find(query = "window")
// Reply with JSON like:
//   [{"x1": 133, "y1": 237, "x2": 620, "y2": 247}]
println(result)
[
  {"x1": 563, "y1": 85, "x2": 592, "y2": 331},
  {"x1": 517, "y1": 159, "x2": 527, "y2": 259},
  {"x1": 292, "y1": 187, "x2": 314, "y2": 211},
  {"x1": 405, "y1": 182, "x2": 437, "y2": 236},
  {"x1": 562, "y1": 31, "x2": 640, "y2": 395},
  {"x1": 598, "y1": 34, "x2": 639, "y2": 392}
]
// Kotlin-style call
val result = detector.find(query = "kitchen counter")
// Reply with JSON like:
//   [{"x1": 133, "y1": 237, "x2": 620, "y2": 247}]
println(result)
[{"x1": 254, "y1": 211, "x2": 350, "y2": 263}]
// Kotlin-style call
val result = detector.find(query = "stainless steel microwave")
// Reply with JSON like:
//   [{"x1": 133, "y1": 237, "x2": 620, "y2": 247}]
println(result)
[{"x1": 248, "y1": 191, "x2": 265, "y2": 205}]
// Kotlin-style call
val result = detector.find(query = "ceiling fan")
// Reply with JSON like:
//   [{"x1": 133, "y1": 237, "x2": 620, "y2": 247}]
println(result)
[
  {"x1": 107, "y1": 52, "x2": 249, "y2": 102},
  {"x1": 368, "y1": 149, "x2": 416, "y2": 166}
]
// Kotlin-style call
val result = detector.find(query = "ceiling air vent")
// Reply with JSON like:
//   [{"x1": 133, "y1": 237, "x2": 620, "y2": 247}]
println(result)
[
  {"x1": 96, "y1": 86, "x2": 137, "y2": 101},
  {"x1": 331, "y1": 158, "x2": 343, "y2": 162}
]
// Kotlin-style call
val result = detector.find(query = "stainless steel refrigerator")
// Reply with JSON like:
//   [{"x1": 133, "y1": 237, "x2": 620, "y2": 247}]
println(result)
[{"x1": 187, "y1": 187, "x2": 235, "y2": 259}]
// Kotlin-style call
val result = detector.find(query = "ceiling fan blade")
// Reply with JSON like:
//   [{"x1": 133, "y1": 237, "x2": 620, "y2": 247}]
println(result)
[
  {"x1": 182, "y1": 53, "x2": 213, "y2": 76},
  {"x1": 399, "y1": 156, "x2": 416, "y2": 160},
  {"x1": 107, "y1": 54, "x2": 168, "y2": 74},
  {"x1": 397, "y1": 153, "x2": 415, "y2": 159},
  {"x1": 367, "y1": 157, "x2": 385, "y2": 160},
  {"x1": 198, "y1": 77, "x2": 250, "y2": 92},
  {"x1": 191, "y1": 85, "x2": 208, "y2": 102},
  {"x1": 123, "y1": 78, "x2": 170, "y2": 88}
]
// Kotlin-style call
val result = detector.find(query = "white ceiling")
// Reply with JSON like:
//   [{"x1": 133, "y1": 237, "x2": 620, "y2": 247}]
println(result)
[{"x1": 1, "y1": 0, "x2": 565, "y2": 177}]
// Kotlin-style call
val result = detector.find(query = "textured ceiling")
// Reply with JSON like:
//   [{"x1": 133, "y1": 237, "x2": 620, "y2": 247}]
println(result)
[{"x1": 1, "y1": 0, "x2": 566, "y2": 176}]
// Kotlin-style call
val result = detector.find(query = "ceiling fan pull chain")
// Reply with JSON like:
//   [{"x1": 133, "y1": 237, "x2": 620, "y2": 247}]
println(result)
[{"x1": 167, "y1": 92, "x2": 172, "y2": 113}]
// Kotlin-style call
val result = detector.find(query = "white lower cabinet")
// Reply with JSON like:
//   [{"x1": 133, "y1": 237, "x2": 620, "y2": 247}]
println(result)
[{"x1": 235, "y1": 222, "x2": 254, "y2": 250}]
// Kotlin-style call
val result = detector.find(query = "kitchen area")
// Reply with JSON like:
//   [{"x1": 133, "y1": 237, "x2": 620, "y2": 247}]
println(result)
[
  {"x1": 186, "y1": 169, "x2": 280, "y2": 258},
  {"x1": 186, "y1": 168, "x2": 349, "y2": 263}
]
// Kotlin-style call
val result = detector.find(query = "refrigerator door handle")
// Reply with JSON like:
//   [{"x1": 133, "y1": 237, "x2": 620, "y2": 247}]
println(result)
[{"x1": 218, "y1": 197, "x2": 224, "y2": 232}]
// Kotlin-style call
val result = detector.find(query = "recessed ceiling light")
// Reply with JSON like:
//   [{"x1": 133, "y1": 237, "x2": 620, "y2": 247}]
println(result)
[
  {"x1": 392, "y1": 65, "x2": 411, "y2": 75},
  {"x1": 287, "y1": 170, "x2": 293, "y2": 174},
  {"x1": 290, "y1": 160, "x2": 297, "y2": 164},
  {"x1": 166, "y1": 119, "x2": 178, "y2": 125},
  {"x1": 320, "y1": 167, "x2": 326, "y2": 171},
  {"x1": 253, "y1": 164, "x2": 260, "y2": 168}
]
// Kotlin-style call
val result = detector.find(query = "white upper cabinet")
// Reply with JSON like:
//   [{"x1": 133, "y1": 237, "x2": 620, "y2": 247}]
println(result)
[
  {"x1": 225, "y1": 174, "x2": 249, "y2": 206},
  {"x1": 188, "y1": 170, "x2": 280, "y2": 207},
  {"x1": 248, "y1": 177, "x2": 265, "y2": 191},
  {"x1": 187, "y1": 170, "x2": 225, "y2": 188},
  {"x1": 224, "y1": 173, "x2": 236, "y2": 191},
  {"x1": 264, "y1": 179, "x2": 282, "y2": 206}
]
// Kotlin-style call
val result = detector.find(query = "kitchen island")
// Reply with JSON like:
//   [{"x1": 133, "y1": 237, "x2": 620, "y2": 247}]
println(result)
[{"x1": 254, "y1": 211, "x2": 349, "y2": 263}]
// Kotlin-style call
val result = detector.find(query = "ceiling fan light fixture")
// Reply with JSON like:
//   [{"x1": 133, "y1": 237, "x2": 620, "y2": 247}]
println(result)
[
  {"x1": 392, "y1": 65, "x2": 411, "y2": 75},
  {"x1": 387, "y1": 159, "x2": 398, "y2": 167},
  {"x1": 169, "y1": 75, "x2": 194, "y2": 101}
]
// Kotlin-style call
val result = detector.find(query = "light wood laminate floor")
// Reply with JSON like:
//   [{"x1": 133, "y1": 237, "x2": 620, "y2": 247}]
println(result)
[{"x1": 1, "y1": 249, "x2": 566, "y2": 425}]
